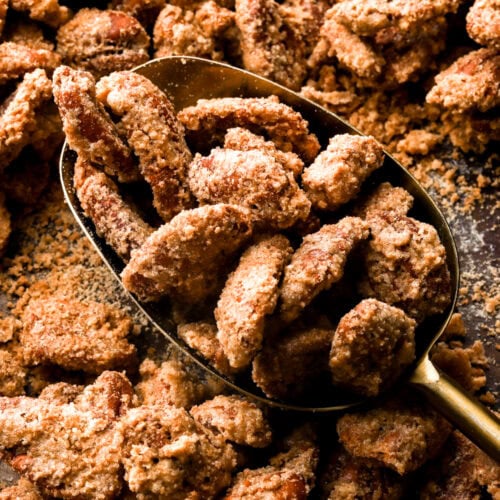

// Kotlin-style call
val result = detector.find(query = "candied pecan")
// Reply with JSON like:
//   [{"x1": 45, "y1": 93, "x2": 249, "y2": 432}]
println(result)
[
  {"x1": 309, "y1": 2, "x2": 453, "y2": 87},
  {"x1": 9, "y1": 0, "x2": 71, "y2": 28},
  {"x1": 337, "y1": 396, "x2": 452, "y2": 475},
  {"x1": 96, "y1": 70, "x2": 195, "y2": 221},
  {"x1": 0, "y1": 108, "x2": 61, "y2": 196},
  {"x1": 358, "y1": 212, "x2": 452, "y2": 321},
  {"x1": 431, "y1": 340, "x2": 488, "y2": 393},
  {"x1": 38, "y1": 382, "x2": 84, "y2": 405},
  {"x1": 235, "y1": 0, "x2": 307, "y2": 90},
  {"x1": 426, "y1": 48, "x2": 500, "y2": 113},
  {"x1": 119, "y1": 405, "x2": 237, "y2": 498},
  {"x1": 223, "y1": 127, "x2": 304, "y2": 178},
  {"x1": 191, "y1": 394, "x2": 272, "y2": 447},
  {"x1": 20, "y1": 297, "x2": 137, "y2": 374},
  {"x1": 353, "y1": 182, "x2": 414, "y2": 221},
  {"x1": 56, "y1": 8, "x2": 150, "y2": 79},
  {"x1": 189, "y1": 147, "x2": 311, "y2": 231},
  {"x1": 374, "y1": 14, "x2": 448, "y2": 49},
  {"x1": 286, "y1": 210, "x2": 323, "y2": 238},
  {"x1": 466, "y1": 0, "x2": 500, "y2": 49},
  {"x1": 0, "y1": 69, "x2": 52, "y2": 172},
  {"x1": 329, "y1": 299, "x2": 416, "y2": 397},
  {"x1": 420, "y1": 430, "x2": 500, "y2": 499},
  {"x1": 135, "y1": 357, "x2": 208, "y2": 408},
  {"x1": 52, "y1": 65, "x2": 139, "y2": 183},
  {"x1": 331, "y1": 0, "x2": 462, "y2": 38},
  {"x1": 178, "y1": 96, "x2": 320, "y2": 163},
  {"x1": 440, "y1": 107, "x2": 500, "y2": 153},
  {"x1": 383, "y1": 34, "x2": 446, "y2": 87},
  {"x1": 199, "y1": 0, "x2": 242, "y2": 63},
  {"x1": 319, "y1": 446, "x2": 405, "y2": 500},
  {"x1": 0, "y1": 153, "x2": 51, "y2": 205},
  {"x1": 279, "y1": 216, "x2": 369, "y2": 323},
  {"x1": 441, "y1": 311, "x2": 467, "y2": 340},
  {"x1": 328, "y1": 0, "x2": 392, "y2": 36},
  {"x1": 195, "y1": 1, "x2": 237, "y2": 38},
  {"x1": 279, "y1": 0, "x2": 328, "y2": 56},
  {"x1": 31, "y1": 102, "x2": 64, "y2": 161},
  {"x1": 121, "y1": 204, "x2": 253, "y2": 303},
  {"x1": 308, "y1": 15, "x2": 384, "y2": 80},
  {"x1": 154, "y1": 1, "x2": 235, "y2": 60},
  {"x1": 74, "y1": 158, "x2": 153, "y2": 261},
  {"x1": 302, "y1": 134, "x2": 385, "y2": 211},
  {"x1": 252, "y1": 325, "x2": 334, "y2": 400},
  {"x1": 153, "y1": 4, "x2": 217, "y2": 58},
  {"x1": 0, "y1": 372, "x2": 134, "y2": 499},
  {"x1": 2, "y1": 19, "x2": 54, "y2": 51},
  {"x1": 73, "y1": 370, "x2": 135, "y2": 420},
  {"x1": 215, "y1": 235, "x2": 293, "y2": 369},
  {"x1": 225, "y1": 424, "x2": 318, "y2": 499},
  {"x1": 108, "y1": 0, "x2": 167, "y2": 28},
  {"x1": 177, "y1": 320, "x2": 237, "y2": 377}
]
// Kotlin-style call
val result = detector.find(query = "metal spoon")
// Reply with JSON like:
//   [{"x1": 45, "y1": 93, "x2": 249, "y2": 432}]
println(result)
[{"x1": 59, "y1": 56, "x2": 500, "y2": 460}]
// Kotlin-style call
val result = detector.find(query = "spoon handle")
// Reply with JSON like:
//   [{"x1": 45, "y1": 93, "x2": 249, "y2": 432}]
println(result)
[{"x1": 409, "y1": 356, "x2": 500, "y2": 461}]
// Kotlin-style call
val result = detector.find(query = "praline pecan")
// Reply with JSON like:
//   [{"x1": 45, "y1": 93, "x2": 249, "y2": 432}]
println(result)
[
  {"x1": 235, "y1": 0, "x2": 308, "y2": 90},
  {"x1": 96, "y1": 70, "x2": 195, "y2": 222},
  {"x1": 0, "y1": 69, "x2": 53, "y2": 172},
  {"x1": 56, "y1": 8, "x2": 150, "y2": 78},
  {"x1": 153, "y1": 1, "x2": 236, "y2": 60},
  {"x1": 52, "y1": 65, "x2": 139, "y2": 183},
  {"x1": 0, "y1": 42, "x2": 61, "y2": 85},
  {"x1": 178, "y1": 96, "x2": 320, "y2": 163},
  {"x1": 279, "y1": 216, "x2": 370, "y2": 323},
  {"x1": 330, "y1": 299, "x2": 416, "y2": 397},
  {"x1": 9, "y1": 0, "x2": 71, "y2": 28}
]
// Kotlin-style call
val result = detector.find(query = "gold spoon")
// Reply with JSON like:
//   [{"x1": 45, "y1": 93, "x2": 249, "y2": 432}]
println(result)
[{"x1": 59, "y1": 56, "x2": 500, "y2": 460}]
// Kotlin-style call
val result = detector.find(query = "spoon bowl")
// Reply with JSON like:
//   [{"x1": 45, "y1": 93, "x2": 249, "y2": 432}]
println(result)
[{"x1": 60, "y1": 56, "x2": 499, "y2": 458}]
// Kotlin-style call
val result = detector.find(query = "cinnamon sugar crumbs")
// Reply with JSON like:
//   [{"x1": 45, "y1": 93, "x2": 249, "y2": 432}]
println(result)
[
  {"x1": 1, "y1": 180, "x2": 147, "y2": 328},
  {"x1": 395, "y1": 129, "x2": 442, "y2": 156},
  {"x1": 431, "y1": 340, "x2": 488, "y2": 393}
]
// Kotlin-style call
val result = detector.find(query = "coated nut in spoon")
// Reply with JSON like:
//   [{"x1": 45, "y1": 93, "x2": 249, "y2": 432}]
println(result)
[{"x1": 59, "y1": 56, "x2": 500, "y2": 460}]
